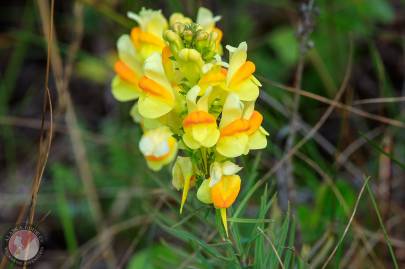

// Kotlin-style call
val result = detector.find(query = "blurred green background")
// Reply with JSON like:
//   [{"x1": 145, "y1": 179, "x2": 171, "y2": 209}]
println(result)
[{"x1": 0, "y1": 0, "x2": 404, "y2": 268}]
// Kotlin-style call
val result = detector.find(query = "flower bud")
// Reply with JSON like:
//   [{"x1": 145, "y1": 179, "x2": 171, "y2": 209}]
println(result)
[
  {"x1": 170, "y1": 13, "x2": 192, "y2": 27},
  {"x1": 196, "y1": 30, "x2": 209, "y2": 42},
  {"x1": 178, "y1": 48, "x2": 203, "y2": 64},
  {"x1": 163, "y1": 30, "x2": 183, "y2": 54},
  {"x1": 195, "y1": 30, "x2": 209, "y2": 51},
  {"x1": 182, "y1": 29, "x2": 194, "y2": 43},
  {"x1": 172, "y1": 22, "x2": 185, "y2": 34}
]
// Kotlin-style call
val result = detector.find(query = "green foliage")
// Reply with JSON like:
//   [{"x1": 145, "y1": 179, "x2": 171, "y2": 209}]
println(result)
[{"x1": 0, "y1": 0, "x2": 402, "y2": 268}]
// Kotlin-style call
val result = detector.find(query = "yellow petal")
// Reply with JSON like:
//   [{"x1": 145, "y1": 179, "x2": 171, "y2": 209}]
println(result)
[
  {"x1": 144, "y1": 136, "x2": 177, "y2": 171},
  {"x1": 128, "y1": 8, "x2": 168, "y2": 38},
  {"x1": 143, "y1": 53, "x2": 173, "y2": 91},
  {"x1": 138, "y1": 95, "x2": 173, "y2": 119},
  {"x1": 196, "y1": 7, "x2": 221, "y2": 32},
  {"x1": 226, "y1": 42, "x2": 247, "y2": 86},
  {"x1": 182, "y1": 131, "x2": 201, "y2": 149},
  {"x1": 138, "y1": 76, "x2": 174, "y2": 105},
  {"x1": 220, "y1": 93, "x2": 243, "y2": 128},
  {"x1": 209, "y1": 162, "x2": 223, "y2": 187},
  {"x1": 117, "y1": 34, "x2": 142, "y2": 73},
  {"x1": 248, "y1": 127, "x2": 268, "y2": 150},
  {"x1": 172, "y1": 156, "x2": 192, "y2": 190},
  {"x1": 216, "y1": 134, "x2": 249, "y2": 158},
  {"x1": 233, "y1": 78, "x2": 259, "y2": 101},
  {"x1": 111, "y1": 76, "x2": 139, "y2": 101},
  {"x1": 201, "y1": 128, "x2": 220, "y2": 148},
  {"x1": 222, "y1": 161, "x2": 242, "y2": 176},
  {"x1": 197, "y1": 179, "x2": 212, "y2": 204},
  {"x1": 192, "y1": 124, "x2": 209, "y2": 143},
  {"x1": 229, "y1": 61, "x2": 255, "y2": 88}
]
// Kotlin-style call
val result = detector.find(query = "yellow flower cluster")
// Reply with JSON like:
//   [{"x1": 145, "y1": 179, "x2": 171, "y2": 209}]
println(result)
[{"x1": 112, "y1": 7, "x2": 268, "y2": 236}]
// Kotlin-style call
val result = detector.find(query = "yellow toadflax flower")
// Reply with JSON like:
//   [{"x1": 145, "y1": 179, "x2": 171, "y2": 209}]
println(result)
[
  {"x1": 182, "y1": 86, "x2": 220, "y2": 149},
  {"x1": 216, "y1": 94, "x2": 268, "y2": 157},
  {"x1": 139, "y1": 126, "x2": 178, "y2": 171},
  {"x1": 112, "y1": 6, "x2": 268, "y2": 237},
  {"x1": 127, "y1": 8, "x2": 168, "y2": 61}
]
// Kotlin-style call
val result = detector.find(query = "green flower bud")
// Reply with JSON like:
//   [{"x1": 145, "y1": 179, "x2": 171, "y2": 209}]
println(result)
[
  {"x1": 178, "y1": 48, "x2": 203, "y2": 65},
  {"x1": 182, "y1": 30, "x2": 194, "y2": 43},
  {"x1": 172, "y1": 22, "x2": 185, "y2": 34},
  {"x1": 163, "y1": 30, "x2": 183, "y2": 54}
]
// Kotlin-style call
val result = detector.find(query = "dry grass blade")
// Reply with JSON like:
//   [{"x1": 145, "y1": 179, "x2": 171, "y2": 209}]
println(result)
[
  {"x1": 261, "y1": 39, "x2": 354, "y2": 183},
  {"x1": 36, "y1": 0, "x2": 117, "y2": 267},
  {"x1": 258, "y1": 77, "x2": 405, "y2": 128},
  {"x1": 0, "y1": 1, "x2": 54, "y2": 269},
  {"x1": 257, "y1": 227, "x2": 286, "y2": 269},
  {"x1": 353, "y1": 96, "x2": 405, "y2": 105},
  {"x1": 295, "y1": 152, "x2": 386, "y2": 268},
  {"x1": 321, "y1": 176, "x2": 371, "y2": 269}
]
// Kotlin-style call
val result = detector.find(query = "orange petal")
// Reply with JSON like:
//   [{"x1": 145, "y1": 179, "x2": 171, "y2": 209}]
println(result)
[
  {"x1": 229, "y1": 61, "x2": 255, "y2": 88},
  {"x1": 199, "y1": 69, "x2": 226, "y2": 85},
  {"x1": 130, "y1": 27, "x2": 142, "y2": 48},
  {"x1": 162, "y1": 46, "x2": 175, "y2": 78},
  {"x1": 220, "y1": 119, "x2": 250, "y2": 137},
  {"x1": 138, "y1": 76, "x2": 174, "y2": 104},
  {"x1": 183, "y1": 111, "x2": 216, "y2": 128},
  {"x1": 211, "y1": 175, "x2": 241, "y2": 208},
  {"x1": 114, "y1": 60, "x2": 138, "y2": 84},
  {"x1": 247, "y1": 111, "x2": 263, "y2": 135},
  {"x1": 131, "y1": 27, "x2": 165, "y2": 48}
]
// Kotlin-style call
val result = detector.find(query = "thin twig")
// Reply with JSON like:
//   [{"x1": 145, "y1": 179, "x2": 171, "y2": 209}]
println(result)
[
  {"x1": 281, "y1": 0, "x2": 317, "y2": 210},
  {"x1": 36, "y1": 0, "x2": 116, "y2": 267},
  {"x1": 262, "y1": 39, "x2": 353, "y2": 185},
  {"x1": 353, "y1": 96, "x2": 405, "y2": 105},
  {"x1": 0, "y1": 1, "x2": 54, "y2": 269},
  {"x1": 259, "y1": 91, "x2": 364, "y2": 180},
  {"x1": 258, "y1": 76, "x2": 405, "y2": 128}
]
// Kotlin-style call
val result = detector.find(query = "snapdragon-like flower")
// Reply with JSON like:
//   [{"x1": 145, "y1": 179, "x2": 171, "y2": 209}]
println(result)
[
  {"x1": 139, "y1": 126, "x2": 178, "y2": 171},
  {"x1": 112, "y1": 7, "x2": 269, "y2": 237}
]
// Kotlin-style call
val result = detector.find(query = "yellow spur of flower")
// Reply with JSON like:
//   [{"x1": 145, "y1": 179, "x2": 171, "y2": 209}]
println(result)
[
  {"x1": 139, "y1": 126, "x2": 178, "y2": 171},
  {"x1": 172, "y1": 156, "x2": 195, "y2": 213}
]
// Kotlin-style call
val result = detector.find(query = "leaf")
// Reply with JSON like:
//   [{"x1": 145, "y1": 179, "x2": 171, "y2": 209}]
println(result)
[
  {"x1": 267, "y1": 27, "x2": 299, "y2": 66},
  {"x1": 127, "y1": 244, "x2": 181, "y2": 269}
]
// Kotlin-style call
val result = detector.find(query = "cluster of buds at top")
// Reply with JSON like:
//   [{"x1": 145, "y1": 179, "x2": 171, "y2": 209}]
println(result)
[
  {"x1": 164, "y1": 20, "x2": 221, "y2": 62},
  {"x1": 111, "y1": 7, "x2": 268, "y2": 237}
]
